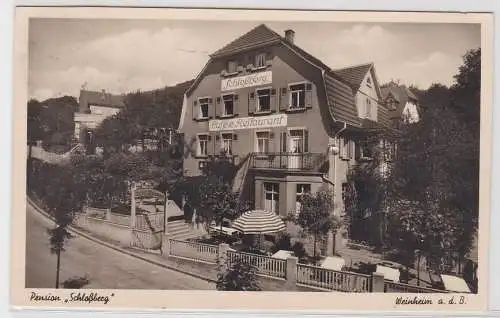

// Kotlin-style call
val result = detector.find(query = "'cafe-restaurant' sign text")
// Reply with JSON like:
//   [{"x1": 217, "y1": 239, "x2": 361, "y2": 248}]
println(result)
[{"x1": 221, "y1": 71, "x2": 272, "y2": 91}]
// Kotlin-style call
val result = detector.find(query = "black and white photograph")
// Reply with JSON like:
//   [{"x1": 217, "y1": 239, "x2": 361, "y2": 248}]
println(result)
[{"x1": 12, "y1": 7, "x2": 492, "y2": 311}]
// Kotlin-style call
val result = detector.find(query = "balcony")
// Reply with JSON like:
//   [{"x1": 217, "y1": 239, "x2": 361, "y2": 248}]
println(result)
[{"x1": 250, "y1": 152, "x2": 327, "y2": 172}]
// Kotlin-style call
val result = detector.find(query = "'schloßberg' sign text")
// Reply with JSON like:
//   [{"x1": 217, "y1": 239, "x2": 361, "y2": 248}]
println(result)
[
  {"x1": 221, "y1": 71, "x2": 272, "y2": 91},
  {"x1": 209, "y1": 114, "x2": 287, "y2": 132}
]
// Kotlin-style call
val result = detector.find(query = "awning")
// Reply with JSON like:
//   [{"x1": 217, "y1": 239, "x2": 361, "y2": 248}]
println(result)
[{"x1": 232, "y1": 210, "x2": 286, "y2": 234}]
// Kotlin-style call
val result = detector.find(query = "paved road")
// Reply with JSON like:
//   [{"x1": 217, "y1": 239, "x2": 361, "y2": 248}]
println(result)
[{"x1": 25, "y1": 202, "x2": 215, "y2": 290}]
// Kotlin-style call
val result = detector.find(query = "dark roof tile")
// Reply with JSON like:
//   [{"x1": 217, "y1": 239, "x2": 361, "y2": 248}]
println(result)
[
  {"x1": 211, "y1": 24, "x2": 281, "y2": 57},
  {"x1": 333, "y1": 63, "x2": 373, "y2": 92}
]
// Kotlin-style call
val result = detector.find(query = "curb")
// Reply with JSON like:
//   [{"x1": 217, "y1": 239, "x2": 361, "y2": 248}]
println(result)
[{"x1": 27, "y1": 197, "x2": 217, "y2": 285}]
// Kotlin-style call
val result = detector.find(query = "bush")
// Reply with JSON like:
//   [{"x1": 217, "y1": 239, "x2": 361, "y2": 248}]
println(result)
[
  {"x1": 292, "y1": 242, "x2": 308, "y2": 261},
  {"x1": 216, "y1": 257, "x2": 261, "y2": 291},
  {"x1": 271, "y1": 233, "x2": 292, "y2": 254},
  {"x1": 61, "y1": 275, "x2": 90, "y2": 289}
]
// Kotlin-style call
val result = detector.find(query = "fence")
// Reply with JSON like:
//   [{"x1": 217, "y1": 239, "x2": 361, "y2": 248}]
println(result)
[
  {"x1": 131, "y1": 229, "x2": 162, "y2": 250},
  {"x1": 169, "y1": 239, "x2": 219, "y2": 264},
  {"x1": 384, "y1": 280, "x2": 448, "y2": 293},
  {"x1": 297, "y1": 263, "x2": 371, "y2": 292},
  {"x1": 227, "y1": 250, "x2": 287, "y2": 279},
  {"x1": 136, "y1": 213, "x2": 164, "y2": 231}
]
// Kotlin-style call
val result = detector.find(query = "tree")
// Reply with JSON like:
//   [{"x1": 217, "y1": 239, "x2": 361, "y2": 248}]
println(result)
[
  {"x1": 216, "y1": 256, "x2": 261, "y2": 291},
  {"x1": 384, "y1": 48, "x2": 480, "y2": 271},
  {"x1": 293, "y1": 188, "x2": 341, "y2": 258},
  {"x1": 27, "y1": 99, "x2": 44, "y2": 187},
  {"x1": 41, "y1": 164, "x2": 85, "y2": 288},
  {"x1": 193, "y1": 156, "x2": 248, "y2": 233}
]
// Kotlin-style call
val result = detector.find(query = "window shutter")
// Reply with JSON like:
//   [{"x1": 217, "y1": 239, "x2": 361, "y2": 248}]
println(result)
[
  {"x1": 268, "y1": 132, "x2": 275, "y2": 152},
  {"x1": 305, "y1": 83, "x2": 313, "y2": 109},
  {"x1": 303, "y1": 130, "x2": 309, "y2": 152},
  {"x1": 215, "y1": 96, "x2": 221, "y2": 118},
  {"x1": 270, "y1": 88, "x2": 277, "y2": 112},
  {"x1": 280, "y1": 131, "x2": 287, "y2": 153},
  {"x1": 207, "y1": 134, "x2": 214, "y2": 156},
  {"x1": 248, "y1": 92, "x2": 256, "y2": 114},
  {"x1": 234, "y1": 94, "x2": 239, "y2": 115},
  {"x1": 279, "y1": 87, "x2": 288, "y2": 111},
  {"x1": 192, "y1": 100, "x2": 198, "y2": 120}
]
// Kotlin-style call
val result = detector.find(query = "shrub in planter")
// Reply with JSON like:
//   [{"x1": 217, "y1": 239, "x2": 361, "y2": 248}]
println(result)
[
  {"x1": 61, "y1": 275, "x2": 90, "y2": 289},
  {"x1": 271, "y1": 233, "x2": 292, "y2": 254}
]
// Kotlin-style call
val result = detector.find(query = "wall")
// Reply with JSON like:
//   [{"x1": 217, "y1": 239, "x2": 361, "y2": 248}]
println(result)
[
  {"x1": 355, "y1": 69, "x2": 381, "y2": 122},
  {"x1": 180, "y1": 43, "x2": 331, "y2": 177},
  {"x1": 74, "y1": 214, "x2": 132, "y2": 246}
]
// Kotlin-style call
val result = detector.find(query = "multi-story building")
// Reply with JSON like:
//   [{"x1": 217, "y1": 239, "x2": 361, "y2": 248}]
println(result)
[
  {"x1": 73, "y1": 89, "x2": 125, "y2": 144},
  {"x1": 177, "y1": 24, "x2": 394, "y2": 232}
]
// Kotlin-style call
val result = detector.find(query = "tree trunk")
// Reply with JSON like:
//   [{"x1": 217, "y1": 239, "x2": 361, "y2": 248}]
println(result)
[
  {"x1": 313, "y1": 235, "x2": 317, "y2": 259},
  {"x1": 55, "y1": 250, "x2": 61, "y2": 289},
  {"x1": 332, "y1": 230, "x2": 337, "y2": 256}
]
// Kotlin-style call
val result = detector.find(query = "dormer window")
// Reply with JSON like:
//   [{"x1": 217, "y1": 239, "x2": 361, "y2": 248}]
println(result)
[
  {"x1": 255, "y1": 53, "x2": 267, "y2": 68},
  {"x1": 227, "y1": 60, "x2": 237, "y2": 74}
]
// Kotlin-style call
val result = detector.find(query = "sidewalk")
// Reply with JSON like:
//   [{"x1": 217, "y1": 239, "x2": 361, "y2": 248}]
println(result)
[{"x1": 28, "y1": 196, "x2": 219, "y2": 284}]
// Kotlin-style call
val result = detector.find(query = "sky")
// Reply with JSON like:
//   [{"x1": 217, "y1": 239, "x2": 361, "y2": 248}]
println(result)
[{"x1": 28, "y1": 19, "x2": 481, "y2": 101}]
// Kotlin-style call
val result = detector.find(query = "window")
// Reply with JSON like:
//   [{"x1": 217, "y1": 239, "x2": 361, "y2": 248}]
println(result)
[
  {"x1": 264, "y1": 182, "x2": 279, "y2": 215},
  {"x1": 296, "y1": 184, "x2": 311, "y2": 216},
  {"x1": 256, "y1": 88, "x2": 271, "y2": 112},
  {"x1": 197, "y1": 134, "x2": 209, "y2": 157},
  {"x1": 289, "y1": 84, "x2": 306, "y2": 109},
  {"x1": 222, "y1": 94, "x2": 234, "y2": 116},
  {"x1": 227, "y1": 60, "x2": 237, "y2": 73},
  {"x1": 220, "y1": 133, "x2": 233, "y2": 155},
  {"x1": 366, "y1": 77, "x2": 372, "y2": 88},
  {"x1": 255, "y1": 131, "x2": 270, "y2": 153},
  {"x1": 348, "y1": 140, "x2": 354, "y2": 159},
  {"x1": 255, "y1": 53, "x2": 267, "y2": 68},
  {"x1": 198, "y1": 98, "x2": 210, "y2": 119},
  {"x1": 359, "y1": 140, "x2": 373, "y2": 159},
  {"x1": 288, "y1": 129, "x2": 307, "y2": 153},
  {"x1": 365, "y1": 98, "x2": 372, "y2": 118},
  {"x1": 199, "y1": 161, "x2": 208, "y2": 170}
]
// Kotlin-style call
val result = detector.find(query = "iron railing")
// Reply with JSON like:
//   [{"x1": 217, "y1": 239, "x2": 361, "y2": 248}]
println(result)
[{"x1": 250, "y1": 152, "x2": 326, "y2": 171}]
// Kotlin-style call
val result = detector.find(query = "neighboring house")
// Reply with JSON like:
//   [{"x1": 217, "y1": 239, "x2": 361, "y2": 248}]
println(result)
[
  {"x1": 177, "y1": 24, "x2": 395, "y2": 237},
  {"x1": 73, "y1": 89, "x2": 125, "y2": 144},
  {"x1": 381, "y1": 82, "x2": 420, "y2": 128}
]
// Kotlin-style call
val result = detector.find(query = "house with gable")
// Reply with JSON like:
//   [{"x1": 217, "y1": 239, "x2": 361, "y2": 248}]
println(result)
[
  {"x1": 177, "y1": 24, "x2": 396, "y2": 247},
  {"x1": 381, "y1": 82, "x2": 421, "y2": 128}
]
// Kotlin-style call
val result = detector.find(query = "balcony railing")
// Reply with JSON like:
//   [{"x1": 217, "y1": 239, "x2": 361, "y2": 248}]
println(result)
[{"x1": 250, "y1": 152, "x2": 327, "y2": 172}]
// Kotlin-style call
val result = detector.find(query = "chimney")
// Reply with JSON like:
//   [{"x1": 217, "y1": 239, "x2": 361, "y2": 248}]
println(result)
[{"x1": 284, "y1": 29, "x2": 295, "y2": 44}]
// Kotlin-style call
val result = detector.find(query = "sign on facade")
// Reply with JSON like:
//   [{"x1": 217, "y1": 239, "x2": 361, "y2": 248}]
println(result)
[
  {"x1": 209, "y1": 114, "x2": 287, "y2": 132},
  {"x1": 221, "y1": 71, "x2": 272, "y2": 91}
]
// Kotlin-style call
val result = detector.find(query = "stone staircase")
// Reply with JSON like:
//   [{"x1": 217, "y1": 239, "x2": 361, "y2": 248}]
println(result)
[{"x1": 167, "y1": 219, "x2": 201, "y2": 241}]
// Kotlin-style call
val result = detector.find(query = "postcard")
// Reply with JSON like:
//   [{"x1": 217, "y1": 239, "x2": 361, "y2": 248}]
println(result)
[{"x1": 11, "y1": 6, "x2": 493, "y2": 312}]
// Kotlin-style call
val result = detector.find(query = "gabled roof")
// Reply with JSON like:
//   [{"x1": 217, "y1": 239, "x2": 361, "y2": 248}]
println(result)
[
  {"x1": 79, "y1": 90, "x2": 125, "y2": 108},
  {"x1": 332, "y1": 63, "x2": 373, "y2": 92},
  {"x1": 187, "y1": 24, "x2": 394, "y2": 131},
  {"x1": 211, "y1": 24, "x2": 281, "y2": 58},
  {"x1": 381, "y1": 84, "x2": 418, "y2": 120}
]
